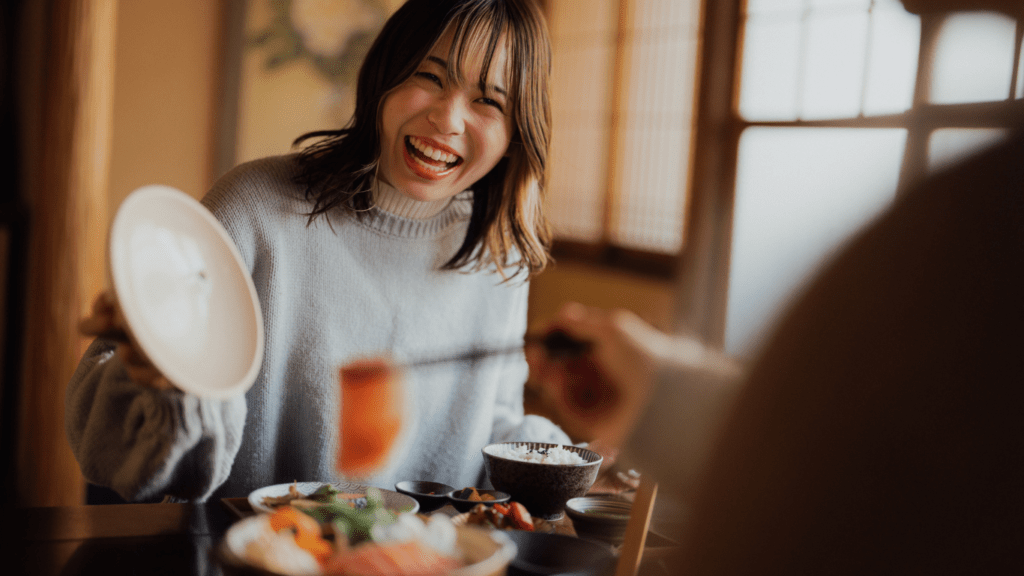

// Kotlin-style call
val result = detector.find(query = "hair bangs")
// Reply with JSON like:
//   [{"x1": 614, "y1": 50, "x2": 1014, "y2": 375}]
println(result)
[{"x1": 442, "y1": 3, "x2": 520, "y2": 110}]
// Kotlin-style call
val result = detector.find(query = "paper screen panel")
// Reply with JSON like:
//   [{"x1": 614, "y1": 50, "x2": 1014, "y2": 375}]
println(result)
[
  {"x1": 930, "y1": 12, "x2": 1017, "y2": 104},
  {"x1": 725, "y1": 128, "x2": 905, "y2": 356},
  {"x1": 741, "y1": 0, "x2": 920, "y2": 120},
  {"x1": 608, "y1": 0, "x2": 700, "y2": 253},
  {"x1": 547, "y1": 0, "x2": 617, "y2": 243}
]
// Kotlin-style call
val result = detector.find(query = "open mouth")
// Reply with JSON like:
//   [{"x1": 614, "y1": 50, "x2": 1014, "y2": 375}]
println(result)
[{"x1": 405, "y1": 136, "x2": 463, "y2": 175}]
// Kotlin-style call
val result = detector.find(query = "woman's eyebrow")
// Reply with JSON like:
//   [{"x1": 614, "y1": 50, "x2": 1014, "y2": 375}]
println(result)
[{"x1": 426, "y1": 55, "x2": 507, "y2": 97}]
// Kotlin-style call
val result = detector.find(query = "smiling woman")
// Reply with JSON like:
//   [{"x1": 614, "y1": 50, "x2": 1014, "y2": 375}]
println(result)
[{"x1": 65, "y1": 0, "x2": 575, "y2": 505}]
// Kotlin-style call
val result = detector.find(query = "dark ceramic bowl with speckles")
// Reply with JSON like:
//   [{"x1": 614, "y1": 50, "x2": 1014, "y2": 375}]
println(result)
[
  {"x1": 395, "y1": 480, "x2": 456, "y2": 513},
  {"x1": 482, "y1": 442, "x2": 602, "y2": 520}
]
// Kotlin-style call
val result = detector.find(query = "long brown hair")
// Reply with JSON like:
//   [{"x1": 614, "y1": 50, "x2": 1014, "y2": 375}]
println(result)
[{"x1": 293, "y1": 0, "x2": 552, "y2": 280}]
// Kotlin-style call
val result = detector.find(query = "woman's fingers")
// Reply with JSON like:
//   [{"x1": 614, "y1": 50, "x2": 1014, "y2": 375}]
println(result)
[
  {"x1": 78, "y1": 315, "x2": 113, "y2": 336},
  {"x1": 80, "y1": 291, "x2": 129, "y2": 340},
  {"x1": 81, "y1": 291, "x2": 177, "y2": 391},
  {"x1": 117, "y1": 342, "x2": 175, "y2": 391}
]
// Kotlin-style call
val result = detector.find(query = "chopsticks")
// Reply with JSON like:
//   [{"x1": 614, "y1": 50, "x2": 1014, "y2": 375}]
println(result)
[
  {"x1": 615, "y1": 475, "x2": 659, "y2": 576},
  {"x1": 400, "y1": 330, "x2": 592, "y2": 369}
]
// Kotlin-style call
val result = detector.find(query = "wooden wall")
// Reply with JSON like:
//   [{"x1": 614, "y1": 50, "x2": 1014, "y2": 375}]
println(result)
[
  {"x1": 10, "y1": 0, "x2": 224, "y2": 507},
  {"x1": 15, "y1": 0, "x2": 117, "y2": 508}
]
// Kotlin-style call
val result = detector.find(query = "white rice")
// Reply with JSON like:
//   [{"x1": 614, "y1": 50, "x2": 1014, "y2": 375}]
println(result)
[{"x1": 486, "y1": 443, "x2": 587, "y2": 465}]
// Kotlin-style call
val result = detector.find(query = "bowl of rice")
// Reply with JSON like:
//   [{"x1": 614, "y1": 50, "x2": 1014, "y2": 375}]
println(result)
[{"x1": 481, "y1": 442, "x2": 602, "y2": 520}]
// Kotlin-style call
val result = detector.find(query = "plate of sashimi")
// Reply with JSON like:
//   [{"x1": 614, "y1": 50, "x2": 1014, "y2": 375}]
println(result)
[{"x1": 218, "y1": 484, "x2": 517, "y2": 576}]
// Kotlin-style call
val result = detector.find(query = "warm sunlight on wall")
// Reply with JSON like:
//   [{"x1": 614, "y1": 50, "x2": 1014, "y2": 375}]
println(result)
[{"x1": 107, "y1": 0, "x2": 221, "y2": 211}]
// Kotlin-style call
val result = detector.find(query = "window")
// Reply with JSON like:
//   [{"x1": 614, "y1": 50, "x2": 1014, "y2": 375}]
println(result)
[
  {"x1": 675, "y1": 0, "x2": 1024, "y2": 356},
  {"x1": 546, "y1": 0, "x2": 703, "y2": 277}
]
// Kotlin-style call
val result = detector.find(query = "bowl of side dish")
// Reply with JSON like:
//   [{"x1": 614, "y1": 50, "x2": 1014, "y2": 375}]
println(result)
[
  {"x1": 482, "y1": 442, "x2": 602, "y2": 520},
  {"x1": 446, "y1": 487, "x2": 511, "y2": 513},
  {"x1": 395, "y1": 480, "x2": 456, "y2": 513}
]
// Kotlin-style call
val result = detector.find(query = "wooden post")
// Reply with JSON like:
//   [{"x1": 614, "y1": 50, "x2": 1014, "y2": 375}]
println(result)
[{"x1": 17, "y1": 0, "x2": 116, "y2": 507}]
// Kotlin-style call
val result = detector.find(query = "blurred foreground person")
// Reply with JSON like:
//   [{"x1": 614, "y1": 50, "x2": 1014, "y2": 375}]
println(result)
[
  {"x1": 535, "y1": 128, "x2": 1024, "y2": 572},
  {"x1": 534, "y1": 0, "x2": 1024, "y2": 567},
  {"x1": 676, "y1": 127, "x2": 1024, "y2": 573}
]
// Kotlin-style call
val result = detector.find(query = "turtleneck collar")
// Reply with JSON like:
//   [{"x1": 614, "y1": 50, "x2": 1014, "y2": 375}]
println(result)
[{"x1": 372, "y1": 179, "x2": 453, "y2": 220}]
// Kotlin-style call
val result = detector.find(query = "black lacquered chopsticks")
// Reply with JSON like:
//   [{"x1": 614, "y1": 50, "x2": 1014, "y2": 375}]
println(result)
[{"x1": 402, "y1": 330, "x2": 592, "y2": 369}]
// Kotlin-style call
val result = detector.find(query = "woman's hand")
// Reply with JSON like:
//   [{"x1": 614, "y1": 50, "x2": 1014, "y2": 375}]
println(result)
[{"x1": 79, "y1": 292, "x2": 175, "y2": 391}]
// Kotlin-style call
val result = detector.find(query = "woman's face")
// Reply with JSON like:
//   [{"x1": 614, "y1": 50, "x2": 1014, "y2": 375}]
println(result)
[{"x1": 378, "y1": 29, "x2": 514, "y2": 203}]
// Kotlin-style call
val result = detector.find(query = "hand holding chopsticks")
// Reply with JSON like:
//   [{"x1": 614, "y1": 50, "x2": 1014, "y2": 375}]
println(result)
[{"x1": 528, "y1": 302, "x2": 743, "y2": 449}]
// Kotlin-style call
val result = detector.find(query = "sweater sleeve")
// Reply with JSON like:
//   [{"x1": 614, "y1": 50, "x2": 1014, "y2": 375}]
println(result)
[
  {"x1": 488, "y1": 283, "x2": 573, "y2": 446},
  {"x1": 65, "y1": 338, "x2": 247, "y2": 502}
]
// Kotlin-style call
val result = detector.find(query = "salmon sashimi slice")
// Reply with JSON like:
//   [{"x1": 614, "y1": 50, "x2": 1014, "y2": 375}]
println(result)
[
  {"x1": 324, "y1": 540, "x2": 463, "y2": 576},
  {"x1": 337, "y1": 358, "x2": 404, "y2": 477}
]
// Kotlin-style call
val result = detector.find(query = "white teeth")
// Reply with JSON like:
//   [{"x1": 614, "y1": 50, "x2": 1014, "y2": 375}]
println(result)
[
  {"x1": 416, "y1": 158, "x2": 446, "y2": 172},
  {"x1": 409, "y1": 136, "x2": 459, "y2": 164}
]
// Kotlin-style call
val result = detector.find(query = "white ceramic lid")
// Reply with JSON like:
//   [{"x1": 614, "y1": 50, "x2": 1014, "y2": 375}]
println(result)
[{"x1": 108, "y1": 184, "x2": 264, "y2": 399}]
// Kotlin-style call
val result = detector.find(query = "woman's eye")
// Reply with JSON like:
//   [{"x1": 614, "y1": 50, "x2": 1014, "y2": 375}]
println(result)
[
  {"x1": 415, "y1": 72, "x2": 443, "y2": 87},
  {"x1": 479, "y1": 97, "x2": 505, "y2": 113}
]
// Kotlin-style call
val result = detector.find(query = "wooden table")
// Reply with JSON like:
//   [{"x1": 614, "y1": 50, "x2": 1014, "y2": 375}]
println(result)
[
  {"x1": 13, "y1": 502, "x2": 236, "y2": 576},
  {"x1": 11, "y1": 489, "x2": 680, "y2": 576}
]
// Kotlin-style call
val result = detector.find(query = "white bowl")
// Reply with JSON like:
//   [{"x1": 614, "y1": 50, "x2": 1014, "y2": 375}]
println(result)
[{"x1": 108, "y1": 185, "x2": 263, "y2": 399}]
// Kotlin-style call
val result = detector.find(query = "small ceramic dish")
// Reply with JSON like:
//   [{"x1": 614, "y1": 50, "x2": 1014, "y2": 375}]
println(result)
[
  {"x1": 247, "y1": 481, "x2": 418, "y2": 515},
  {"x1": 395, "y1": 480, "x2": 456, "y2": 513},
  {"x1": 446, "y1": 487, "x2": 511, "y2": 513},
  {"x1": 564, "y1": 496, "x2": 632, "y2": 545}
]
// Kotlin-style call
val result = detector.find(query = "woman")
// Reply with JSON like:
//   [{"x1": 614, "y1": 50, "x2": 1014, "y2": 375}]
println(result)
[{"x1": 67, "y1": 0, "x2": 570, "y2": 503}]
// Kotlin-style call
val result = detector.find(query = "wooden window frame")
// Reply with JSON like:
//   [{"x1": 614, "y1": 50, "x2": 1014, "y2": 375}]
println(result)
[{"x1": 674, "y1": 0, "x2": 1024, "y2": 346}]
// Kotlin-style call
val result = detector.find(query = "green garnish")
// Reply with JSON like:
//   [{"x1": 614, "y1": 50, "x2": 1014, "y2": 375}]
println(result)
[{"x1": 299, "y1": 486, "x2": 396, "y2": 544}]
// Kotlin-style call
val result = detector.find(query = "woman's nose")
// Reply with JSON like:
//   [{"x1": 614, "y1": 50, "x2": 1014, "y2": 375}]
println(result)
[{"x1": 427, "y1": 94, "x2": 467, "y2": 135}]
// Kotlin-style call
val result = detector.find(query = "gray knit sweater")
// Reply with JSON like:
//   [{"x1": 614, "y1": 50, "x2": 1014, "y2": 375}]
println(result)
[{"x1": 66, "y1": 155, "x2": 570, "y2": 502}]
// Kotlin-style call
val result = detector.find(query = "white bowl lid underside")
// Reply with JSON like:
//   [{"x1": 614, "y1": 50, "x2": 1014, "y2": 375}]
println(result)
[{"x1": 108, "y1": 185, "x2": 263, "y2": 399}]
